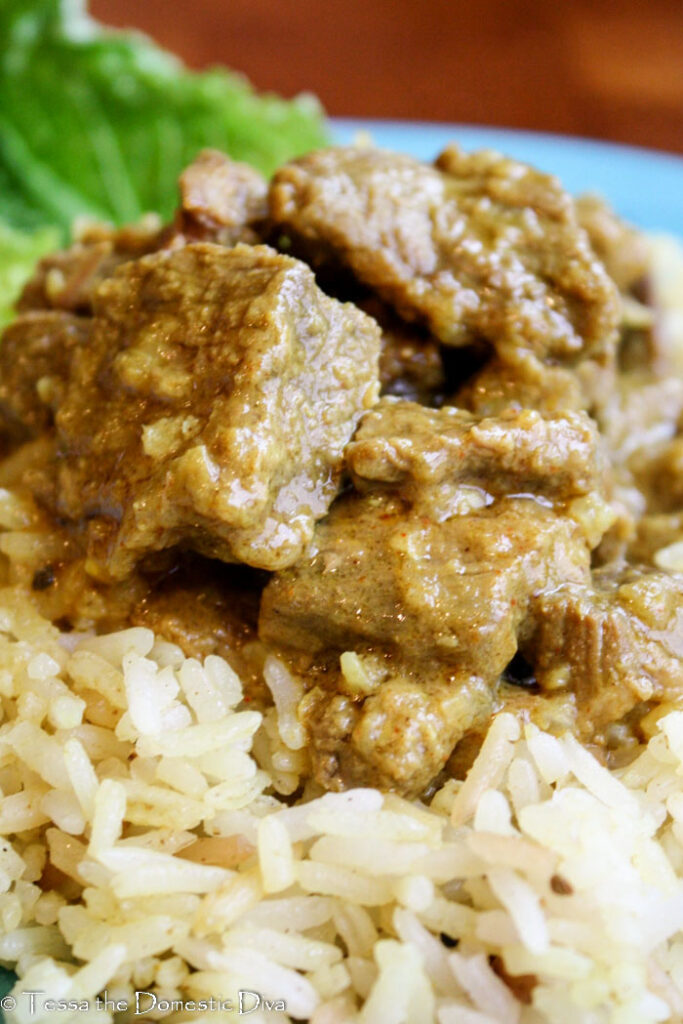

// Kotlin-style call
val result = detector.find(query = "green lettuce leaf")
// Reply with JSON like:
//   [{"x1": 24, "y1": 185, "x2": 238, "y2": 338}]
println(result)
[
  {"x1": 0, "y1": 0, "x2": 329, "y2": 238},
  {"x1": 0, "y1": 222, "x2": 61, "y2": 329}
]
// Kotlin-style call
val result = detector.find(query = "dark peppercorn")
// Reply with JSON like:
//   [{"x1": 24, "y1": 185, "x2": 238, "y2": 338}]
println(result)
[
  {"x1": 32, "y1": 566, "x2": 56, "y2": 591},
  {"x1": 550, "y1": 873, "x2": 574, "y2": 895},
  {"x1": 490, "y1": 954, "x2": 536, "y2": 1004}
]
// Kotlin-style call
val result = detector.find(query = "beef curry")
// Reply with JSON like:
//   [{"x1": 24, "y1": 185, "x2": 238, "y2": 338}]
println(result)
[{"x1": 2, "y1": 143, "x2": 682, "y2": 798}]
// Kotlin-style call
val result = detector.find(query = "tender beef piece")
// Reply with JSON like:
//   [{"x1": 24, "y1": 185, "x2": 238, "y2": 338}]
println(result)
[
  {"x1": 358, "y1": 298, "x2": 445, "y2": 404},
  {"x1": 521, "y1": 565, "x2": 683, "y2": 740},
  {"x1": 18, "y1": 220, "x2": 162, "y2": 315},
  {"x1": 576, "y1": 195, "x2": 650, "y2": 294},
  {"x1": 591, "y1": 369, "x2": 683, "y2": 565},
  {"x1": 260, "y1": 400, "x2": 604, "y2": 794},
  {"x1": 0, "y1": 312, "x2": 89, "y2": 443},
  {"x1": 130, "y1": 556, "x2": 266, "y2": 695},
  {"x1": 18, "y1": 153, "x2": 266, "y2": 318},
  {"x1": 55, "y1": 242, "x2": 381, "y2": 581},
  {"x1": 379, "y1": 326, "x2": 445, "y2": 404},
  {"x1": 301, "y1": 672, "x2": 494, "y2": 794},
  {"x1": 175, "y1": 149, "x2": 268, "y2": 246},
  {"x1": 270, "y1": 145, "x2": 619, "y2": 364},
  {"x1": 453, "y1": 350, "x2": 621, "y2": 420},
  {"x1": 347, "y1": 400, "x2": 603, "y2": 503},
  {"x1": 131, "y1": 558, "x2": 261, "y2": 658},
  {"x1": 627, "y1": 395, "x2": 683, "y2": 516},
  {"x1": 618, "y1": 325, "x2": 659, "y2": 377},
  {"x1": 261, "y1": 491, "x2": 592, "y2": 667},
  {"x1": 453, "y1": 358, "x2": 586, "y2": 416}
]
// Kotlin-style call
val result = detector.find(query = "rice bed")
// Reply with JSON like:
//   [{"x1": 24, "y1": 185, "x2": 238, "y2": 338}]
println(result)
[{"x1": 0, "y1": 588, "x2": 678, "y2": 1023}]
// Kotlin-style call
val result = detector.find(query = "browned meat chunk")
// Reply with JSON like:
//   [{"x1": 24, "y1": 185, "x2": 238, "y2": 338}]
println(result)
[
  {"x1": 358, "y1": 298, "x2": 445, "y2": 404},
  {"x1": 379, "y1": 325, "x2": 445, "y2": 403},
  {"x1": 55, "y1": 242, "x2": 381, "y2": 580},
  {"x1": 575, "y1": 196, "x2": 662, "y2": 383},
  {"x1": 625, "y1": 386, "x2": 683, "y2": 518},
  {"x1": 263, "y1": 491, "x2": 591, "y2": 673},
  {"x1": 18, "y1": 220, "x2": 163, "y2": 315},
  {"x1": 347, "y1": 400, "x2": 603, "y2": 504},
  {"x1": 576, "y1": 195, "x2": 649, "y2": 294},
  {"x1": 260, "y1": 400, "x2": 605, "y2": 793},
  {"x1": 452, "y1": 351, "x2": 621, "y2": 419},
  {"x1": 17, "y1": 153, "x2": 265, "y2": 320},
  {"x1": 131, "y1": 559, "x2": 260, "y2": 660},
  {"x1": 521, "y1": 565, "x2": 683, "y2": 740},
  {"x1": 0, "y1": 312, "x2": 89, "y2": 443},
  {"x1": 176, "y1": 149, "x2": 268, "y2": 246},
  {"x1": 454, "y1": 358, "x2": 586, "y2": 417},
  {"x1": 301, "y1": 673, "x2": 494, "y2": 794},
  {"x1": 270, "y1": 145, "x2": 619, "y2": 364},
  {"x1": 130, "y1": 557, "x2": 266, "y2": 697}
]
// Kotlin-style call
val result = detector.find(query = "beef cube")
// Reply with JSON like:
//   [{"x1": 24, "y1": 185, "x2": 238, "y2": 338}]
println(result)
[
  {"x1": 261, "y1": 490, "x2": 592, "y2": 674},
  {"x1": 55, "y1": 242, "x2": 380, "y2": 580},
  {"x1": 453, "y1": 358, "x2": 586, "y2": 416},
  {"x1": 176, "y1": 149, "x2": 268, "y2": 246},
  {"x1": 0, "y1": 311, "x2": 89, "y2": 443},
  {"x1": 260, "y1": 400, "x2": 606, "y2": 794},
  {"x1": 18, "y1": 220, "x2": 162, "y2": 315},
  {"x1": 270, "y1": 145, "x2": 619, "y2": 364},
  {"x1": 521, "y1": 565, "x2": 683, "y2": 739},
  {"x1": 347, "y1": 399, "x2": 603, "y2": 503},
  {"x1": 576, "y1": 194, "x2": 649, "y2": 294},
  {"x1": 301, "y1": 672, "x2": 494, "y2": 795}
]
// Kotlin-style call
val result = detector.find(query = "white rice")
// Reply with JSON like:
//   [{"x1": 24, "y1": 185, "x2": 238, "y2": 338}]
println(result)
[{"x1": 0, "y1": 588, "x2": 680, "y2": 1022}]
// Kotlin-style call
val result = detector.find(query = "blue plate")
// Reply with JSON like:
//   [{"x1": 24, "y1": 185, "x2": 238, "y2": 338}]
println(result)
[{"x1": 332, "y1": 118, "x2": 683, "y2": 236}]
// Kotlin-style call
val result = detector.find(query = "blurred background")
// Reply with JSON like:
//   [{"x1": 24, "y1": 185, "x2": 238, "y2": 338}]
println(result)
[{"x1": 92, "y1": 0, "x2": 683, "y2": 153}]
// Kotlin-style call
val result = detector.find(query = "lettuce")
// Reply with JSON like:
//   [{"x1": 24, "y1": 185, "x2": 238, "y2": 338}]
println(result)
[
  {"x1": 0, "y1": 0, "x2": 328, "y2": 325},
  {"x1": 0, "y1": 0, "x2": 328, "y2": 238},
  {"x1": 0, "y1": 222, "x2": 60, "y2": 329}
]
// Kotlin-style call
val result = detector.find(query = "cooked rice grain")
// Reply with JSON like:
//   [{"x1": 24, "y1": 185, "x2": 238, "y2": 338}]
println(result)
[{"x1": 0, "y1": 587, "x2": 681, "y2": 1022}]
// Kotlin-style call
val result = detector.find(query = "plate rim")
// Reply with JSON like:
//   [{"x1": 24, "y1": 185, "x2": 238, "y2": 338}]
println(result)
[{"x1": 330, "y1": 116, "x2": 683, "y2": 166}]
